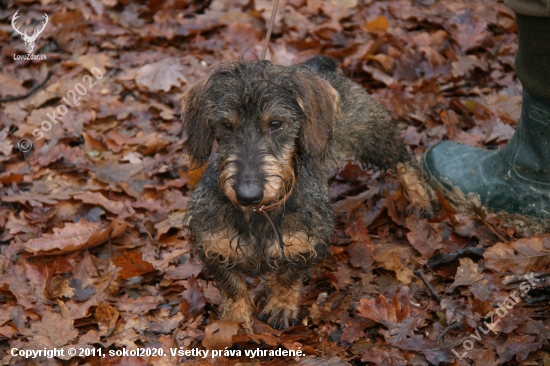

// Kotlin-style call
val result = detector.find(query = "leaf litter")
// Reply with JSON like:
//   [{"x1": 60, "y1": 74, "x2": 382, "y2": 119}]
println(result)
[{"x1": 1, "y1": 0, "x2": 549, "y2": 365}]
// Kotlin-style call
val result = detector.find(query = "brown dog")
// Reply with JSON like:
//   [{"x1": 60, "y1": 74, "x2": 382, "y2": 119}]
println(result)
[{"x1": 182, "y1": 55, "x2": 435, "y2": 331}]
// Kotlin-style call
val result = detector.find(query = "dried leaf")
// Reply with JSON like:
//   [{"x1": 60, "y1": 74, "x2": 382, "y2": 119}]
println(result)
[
  {"x1": 484, "y1": 236, "x2": 550, "y2": 274},
  {"x1": 31, "y1": 310, "x2": 79, "y2": 347},
  {"x1": 447, "y1": 257, "x2": 483, "y2": 293},
  {"x1": 113, "y1": 251, "x2": 155, "y2": 280},
  {"x1": 202, "y1": 320, "x2": 240, "y2": 350},
  {"x1": 94, "y1": 301, "x2": 119, "y2": 336},
  {"x1": 135, "y1": 58, "x2": 188, "y2": 92},
  {"x1": 365, "y1": 16, "x2": 390, "y2": 32},
  {"x1": 406, "y1": 216, "x2": 444, "y2": 259}
]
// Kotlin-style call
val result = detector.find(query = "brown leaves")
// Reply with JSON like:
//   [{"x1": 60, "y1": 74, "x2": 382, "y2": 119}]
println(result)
[
  {"x1": 0, "y1": 73, "x2": 27, "y2": 97},
  {"x1": 1, "y1": 0, "x2": 548, "y2": 364},
  {"x1": 357, "y1": 294, "x2": 426, "y2": 342},
  {"x1": 365, "y1": 16, "x2": 390, "y2": 32},
  {"x1": 447, "y1": 257, "x2": 483, "y2": 293},
  {"x1": 113, "y1": 252, "x2": 155, "y2": 280},
  {"x1": 181, "y1": 276, "x2": 206, "y2": 316},
  {"x1": 135, "y1": 58, "x2": 188, "y2": 92},
  {"x1": 484, "y1": 235, "x2": 550, "y2": 274},
  {"x1": 22, "y1": 216, "x2": 128, "y2": 256},
  {"x1": 202, "y1": 320, "x2": 240, "y2": 350},
  {"x1": 405, "y1": 216, "x2": 444, "y2": 259},
  {"x1": 94, "y1": 301, "x2": 119, "y2": 336},
  {"x1": 30, "y1": 310, "x2": 79, "y2": 347}
]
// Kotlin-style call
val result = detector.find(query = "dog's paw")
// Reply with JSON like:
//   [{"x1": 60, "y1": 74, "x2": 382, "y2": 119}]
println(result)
[
  {"x1": 259, "y1": 303, "x2": 299, "y2": 330},
  {"x1": 220, "y1": 297, "x2": 254, "y2": 333},
  {"x1": 260, "y1": 281, "x2": 301, "y2": 330}
]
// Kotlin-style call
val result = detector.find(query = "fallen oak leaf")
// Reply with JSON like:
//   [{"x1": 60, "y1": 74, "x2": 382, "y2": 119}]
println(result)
[
  {"x1": 372, "y1": 243, "x2": 416, "y2": 284},
  {"x1": 22, "y1": 216, "x2": 128, "y2": 256},
  {"x1": 202, "y1": 320, "x2": 240, "y2": 350},
  {"x1": 181, "y1": 276, "x2": 206, "y2": 316},
  {"x1": 116, "y1": 295, "x2": 162, "y2": 315},
  {"x1": 73, "y1": 192, "x2": 129, "y2": 215},
  {"x1": 394, "y1": 334, "x2": 454, "y2": 364},
  {"x1": 405, "y1": 216, "x2": 444, "y2": 259},
  {"x1": 365, "y1": 15, "x2": 390, "y2": 32},
  {"x1": 361, "y1": 347, "x2": 407, "y2": 366},
  {"x1": 31, "y1": 310, "x2": 79, "y2": 347},
  {"x1": 447, "y1": 257, "x2": 483, "y2": 293},
  {"x1": 94, "y1": 301, "x2": 119, "y2": 337},
  {"x1": 0, "y1": 73, "x2": 27, "y2": 97},
  {"x1": 75, "y1": 53, "x2": 111, "y2": 75},
  {"x1": 135, "y1": 57, "x2": 188, "y2": 92},
  {"x1": 357, "y1": 294, "x2": 427, "y2": 343},
  {"x1": 340, "y1": 317, "x2": 374, "y2": 343},
  {"x1": 154, "y1": 210, "x2": 186, "y2": 240},
  {"x1": 113, "y1": 251, "x2": 155, "y2": 280},
  {"x1": 484, "y1": 235, "x2": 550, "y2": 275},
  {"x1": 345, "y1": 214, "x2": 374, "y2": 270},
  {"x1": 72, "y1": 263, "x2": 119, "y2": 319},
  {"x1": 164, "y1": 261, "x2": 203, "y2": 280},
  {"x1": 69, "y1": 278, "x2": 95, "y2": 301}
]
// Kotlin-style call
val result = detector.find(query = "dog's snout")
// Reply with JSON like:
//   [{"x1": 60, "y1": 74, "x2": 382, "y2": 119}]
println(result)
[{"x1": 235, "y1": 180, "x2": 264, "y2": 206}]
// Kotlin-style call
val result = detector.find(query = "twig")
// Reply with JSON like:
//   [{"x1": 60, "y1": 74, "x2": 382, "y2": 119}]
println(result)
[
  {"x1": 502, "y1": 271, "x2": 547, "y2": 285},
  {"x1": 260, "y1": 0, "x2": 280, "y2": 60},
  {"x1": 0, "y1": 68, "x2": 55, "y2": 104},
  {"x1": 414, "y1": 268, "x2": 441, "y2": 302},
  {"x1": 436, "y1": 322, "x2": 461, "y2": 342}
]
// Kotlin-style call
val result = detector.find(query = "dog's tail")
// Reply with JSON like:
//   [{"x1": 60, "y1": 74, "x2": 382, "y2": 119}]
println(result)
[{"x1": 303, "y1": 55, "x2": 341, "y2": 74}]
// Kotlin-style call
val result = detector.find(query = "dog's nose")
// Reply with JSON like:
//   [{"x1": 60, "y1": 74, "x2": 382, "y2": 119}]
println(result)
[{"x1": 235, "y1": 181, "x2": 264, "y2": 206}]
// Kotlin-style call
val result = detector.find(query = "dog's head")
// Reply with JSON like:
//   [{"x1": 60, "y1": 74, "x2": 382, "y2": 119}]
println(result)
[{"x1": 181, "y1": 60, "x2": 340, "y2": 208}]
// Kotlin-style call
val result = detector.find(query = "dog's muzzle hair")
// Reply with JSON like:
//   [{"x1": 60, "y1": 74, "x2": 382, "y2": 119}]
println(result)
[{"x1": 218, "y1": 149, "x2": 295, "y2": 209}]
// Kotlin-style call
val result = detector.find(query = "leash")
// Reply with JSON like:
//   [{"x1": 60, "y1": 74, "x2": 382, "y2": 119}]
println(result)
[
  {"x1": 252, "y1": 181, "x2": 295, "y2": 261},
  {"x1": 253, "y1": 206, "x2": 286, "y2": 261},
  {"x1": 255, "y1": 0, "x2": 287, "y2": 259},
  {"x1": 260, "y1": 0, "x2": 280, "y2": 60}
]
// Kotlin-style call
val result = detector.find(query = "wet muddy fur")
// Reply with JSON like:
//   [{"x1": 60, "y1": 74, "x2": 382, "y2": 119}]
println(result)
[{"x1": 182, "y1": 55, "x2": 436, "y2": 331}]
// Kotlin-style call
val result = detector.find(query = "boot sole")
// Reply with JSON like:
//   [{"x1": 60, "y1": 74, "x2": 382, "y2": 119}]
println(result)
[{"x1": 422, "y1": 153, "x2": 550, "y2": 236}]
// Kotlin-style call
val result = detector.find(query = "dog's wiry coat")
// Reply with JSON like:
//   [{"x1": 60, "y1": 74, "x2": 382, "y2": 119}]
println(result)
[{"x1": 182, "y1": 56, "x2": 435, "y2": 331}]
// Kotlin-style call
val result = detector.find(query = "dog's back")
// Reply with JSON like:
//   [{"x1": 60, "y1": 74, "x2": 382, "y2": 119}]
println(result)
[{"x1": 303, "y1": 55, "x2": 410, "y2": 170}]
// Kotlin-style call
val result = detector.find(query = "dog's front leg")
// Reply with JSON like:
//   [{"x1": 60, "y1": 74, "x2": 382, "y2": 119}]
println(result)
[
  {"x1": 260, "y1": 264, "x2": 305, "y2": 330},
  {"x1": 205, "y1": 259, "x2": 254, "y2": 332}
]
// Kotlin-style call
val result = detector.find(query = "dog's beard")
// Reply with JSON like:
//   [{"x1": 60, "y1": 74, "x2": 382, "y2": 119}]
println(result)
[
  {"x1": 218, "y1": 152, "x2": 295, "y2": 208},
  {"x1": 260, "y1": 151, "x2": 295, "y2": 208}
]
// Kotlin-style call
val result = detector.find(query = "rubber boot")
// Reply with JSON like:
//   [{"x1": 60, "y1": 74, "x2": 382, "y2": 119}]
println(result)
[
  {"x1": 422, "y1": 13, "x2": 550, "y2": 234},
  {"x1": 422, "y1": 89, "x2": 550, "y2": 232}
]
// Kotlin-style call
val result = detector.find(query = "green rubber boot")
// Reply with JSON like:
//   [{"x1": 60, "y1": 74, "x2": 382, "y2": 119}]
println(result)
[{"x1": 422, "y1": 89, "x2": 550, "y2": 234}]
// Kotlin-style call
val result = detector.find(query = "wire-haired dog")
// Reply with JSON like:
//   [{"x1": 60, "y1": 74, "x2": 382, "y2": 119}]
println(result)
[{"x1": 182, "y1": 55, "x2": 435, "y2": 331}]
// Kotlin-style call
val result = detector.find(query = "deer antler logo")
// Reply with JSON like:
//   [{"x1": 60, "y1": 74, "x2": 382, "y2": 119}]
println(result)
[{"x1": 11, "y1": 10, "x2": 49, "y2": 54}]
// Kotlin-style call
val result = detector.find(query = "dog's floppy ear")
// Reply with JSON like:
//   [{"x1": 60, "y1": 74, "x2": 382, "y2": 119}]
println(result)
[
  {"x1": 294, "y1": 72, "x2": 340, "y2": 159},
  {"x1": 181, "y1": 78, "x2": 213, "y2": 168}
]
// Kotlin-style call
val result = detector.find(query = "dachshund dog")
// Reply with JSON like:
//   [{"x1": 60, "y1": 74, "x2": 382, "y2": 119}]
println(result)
[{"x1": 182, "y1": 55, "x2": 435, "y2": 331}]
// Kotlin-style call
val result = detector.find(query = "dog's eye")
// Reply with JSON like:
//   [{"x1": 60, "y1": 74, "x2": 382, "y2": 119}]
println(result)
[
  {"x1": 221, "y1": 123, "x2": 233, "y2": 132},
  {"x1": 268, "y1": 120, "x2": 283, "y2": 131}
]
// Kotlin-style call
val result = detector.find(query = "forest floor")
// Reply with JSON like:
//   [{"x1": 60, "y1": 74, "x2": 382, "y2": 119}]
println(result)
[{"x1": 0, "y1": 0, "x2": 549, "y2": 365}]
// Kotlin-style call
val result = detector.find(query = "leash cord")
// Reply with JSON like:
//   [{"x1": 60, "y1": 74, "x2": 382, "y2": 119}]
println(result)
[
  {"x1": 260, "y1": 0, "x2": 280, "y2": 60},
  {"x1": 253, "y1": 206, "x2": 286, "y2": 261}
]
